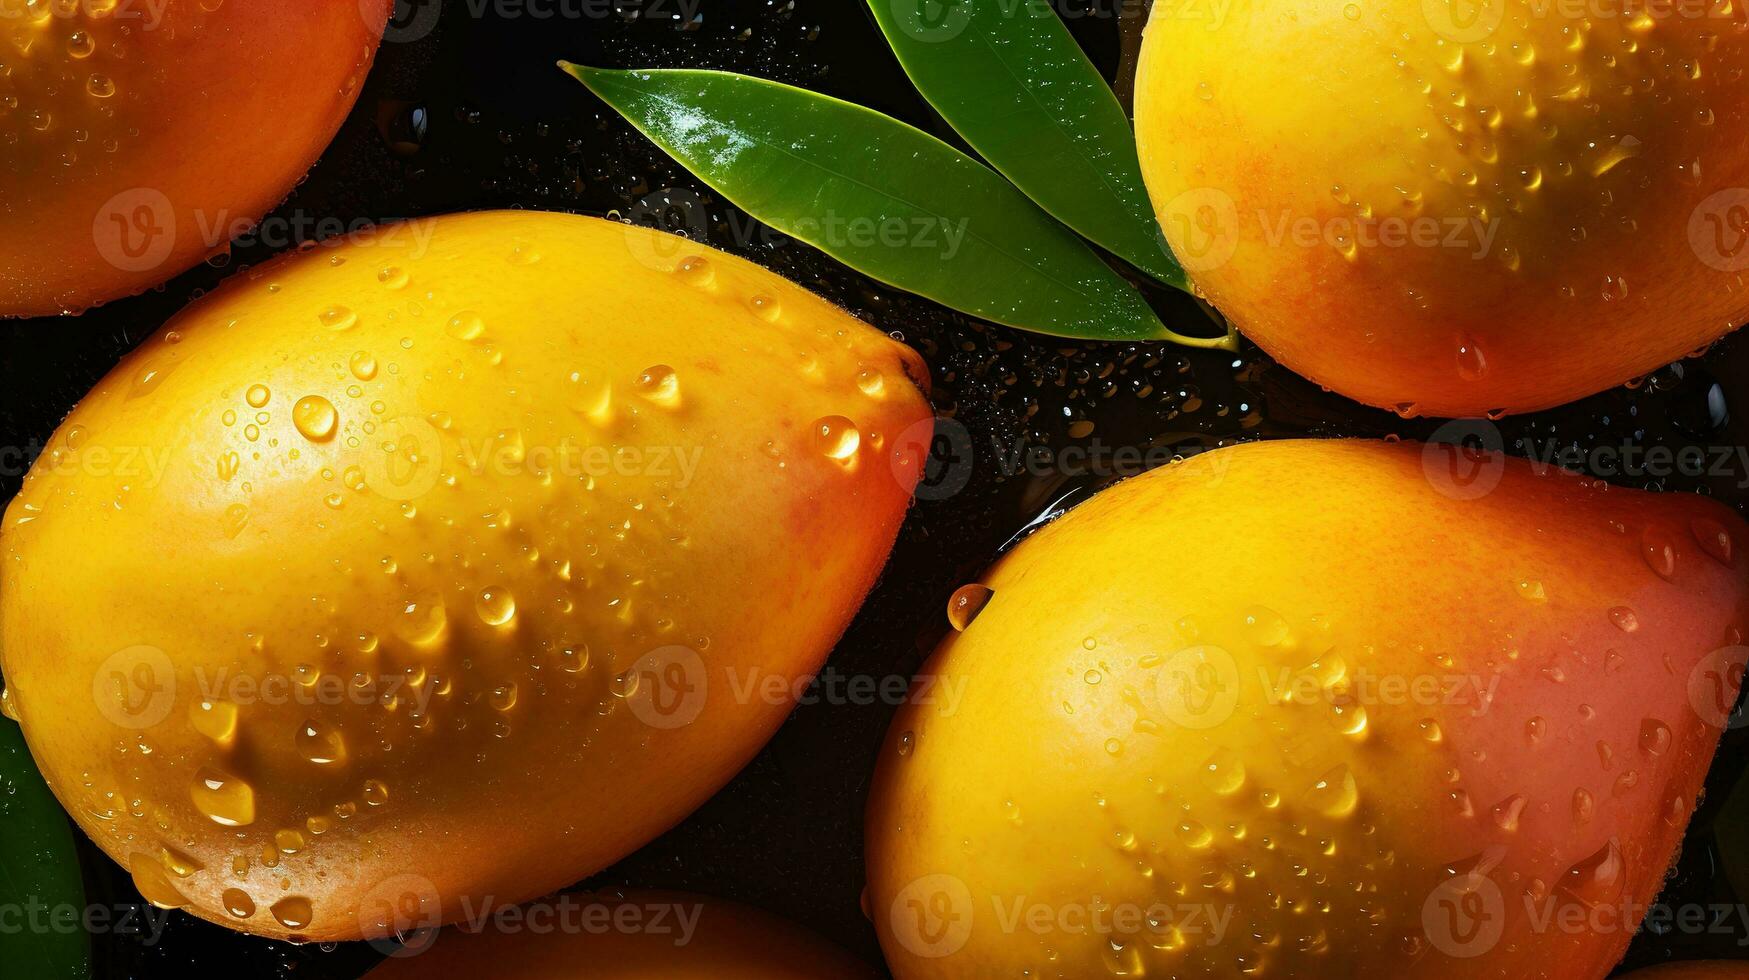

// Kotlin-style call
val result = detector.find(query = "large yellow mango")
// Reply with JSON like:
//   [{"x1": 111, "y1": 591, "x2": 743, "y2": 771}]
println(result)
[
  {"x1": 1136, "y1": 0, "x2": 1749, "y2": 417},
  {"x1": 867, "y1": 440, "x2": 1749, "y2": 979},
  {"x1": 0, "y1": 210, "x2": 932, "y2": 941}
]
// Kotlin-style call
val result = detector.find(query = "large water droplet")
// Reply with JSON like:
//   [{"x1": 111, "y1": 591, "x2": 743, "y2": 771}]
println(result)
[
  {"x1": 191, "y1": 767, "x2": 256, "y2": 827},
  {"x1": 292, "y1": 396, "x2": 339, "y2": 442},
  {"x1": 946, "y1": 584, "x2": 993, "y2": 631}
]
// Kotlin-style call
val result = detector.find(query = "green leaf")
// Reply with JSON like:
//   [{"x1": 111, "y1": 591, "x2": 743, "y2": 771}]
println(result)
[
  {"x1": 867, "y1": 0, "x2": 1186, "y2": 290},
  {"x1": 0, "y1": 718, "x2": 89, "y2": 980},
  {"x1": 563, "y1": 65, "x2": 1229, "y2": 347}
]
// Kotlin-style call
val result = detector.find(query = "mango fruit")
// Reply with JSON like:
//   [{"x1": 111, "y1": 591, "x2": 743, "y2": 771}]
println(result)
[
  {"x1": 1135, "y1": 0, "x2": 1749, "y2": 417},
  {"x1": 0, "y1": 210, "x2": 933, "y2": 941},
  {"x1": 364, "y1": 889, "x2": 878, "y2": 979},
  {"x1": 866, "y1": 440, "x2": 1749, "y2": 978},
  {"x1": 1, "y1": 0, "x2": 392, "y2": 316}
]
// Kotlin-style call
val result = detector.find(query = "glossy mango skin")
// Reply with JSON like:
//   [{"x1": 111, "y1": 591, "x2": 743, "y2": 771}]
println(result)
[
  {"x1": 867, "y1": 440, "x2": 1749, "y2": 979},
  {"x1": 364, "y1": 889, "x2": 879, "y2": 979},
  {"x1": 0, "y1": 210, "x2": 933, "y2": 941},
  {"x1": 1135, "y1": 0, "x2": 1749, "y2": 417},
  {"x1": 0, "y1": 0, "x2": 391, "y2": 316}
]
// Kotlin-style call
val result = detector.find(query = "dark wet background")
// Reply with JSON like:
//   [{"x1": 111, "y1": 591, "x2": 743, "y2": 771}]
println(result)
[{"x1": 1, "y1": 0, "x2": 1746, "y2": 975}]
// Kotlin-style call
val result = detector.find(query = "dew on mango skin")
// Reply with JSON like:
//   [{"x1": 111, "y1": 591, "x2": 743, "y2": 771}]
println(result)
[
  {"x1": 295, "y1": 720, "x2": 347, "y2": 766},
  {"x1": 1306, "y1": 764, "x2": 1359, "y2": 818},
  {"x1": 1641, "y1": 526, "x2": 1679, "y2": 580},
  {"x1": 129, "y1": 854, "x2": 188, "y2": 910},
  {"x1": 446, "y1": 311, "x2": 486, "y2": 341},
  {"x1": 189, "y1": 698, "x2": 238, "y2": 745},
  {"x1": 813, "y1": 416, "x2": 861, "y2": 460},
  {"x1": 319, "y1": 305, "x2": 358, "y2": 331},
  {"x1": 292, "y1": 395, "x2": 339, "y2": 442},
  {"x1": 1608, "y1": 606, "x2": 1641, "y2": 633},
  {"x1": 749, "y1": 293, "x2": 781, "y2": 321},
  {"x1": 633, "y1": 364, "x2": 681, "y2": 408},
  {"x1": 1692, "y1": 517, "x2": 1736, "y2": 566},
  {"x1": 191, "y1": 767, "x2": 256, "y2": 827},
  {"x1": 270, "y1": 896, "x2": 314, "y2": 930},
  {"x1": 349, "y1": 351, "x2": 379, "y2": 381},
  {"x1": 675, "y1": 254, "x2": 715, "y2": 287},
  {"x1": 222, "y1": 888, "x2": 256, "y2": 919},
  {"x1": 946, "y1": 584, "x2": 993, "y2": 631},
  {"x1": 476, "y1": 586, "x2": 517, "y2": 627}
]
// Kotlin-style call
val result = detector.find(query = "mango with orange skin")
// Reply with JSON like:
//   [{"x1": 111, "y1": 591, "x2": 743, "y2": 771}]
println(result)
[
  {"x1": 364, "y1": 890, "x2": 879, "y2": 979},
  {"x1": 1135, "y1": 0, "x2": 1749, "y2": 417},
  {"x1": 0, "y1": 211, "x2": 933, "y2": 941},
  {"x1": 0, "y1": 0, "x2": 391, "y2": 316},
  {"x1": 867, "y1": 439, "x2": 1749, "y2": 978}
]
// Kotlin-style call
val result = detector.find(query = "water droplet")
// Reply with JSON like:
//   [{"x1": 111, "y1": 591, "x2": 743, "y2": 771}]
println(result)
[
  {"x1": 130, "y1": 854, "x2": 187, "y2": 910},
  {"x1": 1641, "y1": 526, "x2": 1679, "y2": 580},
  {"x1": 446, "y1": 311, "x2": 486, "y2": 341},
  {"x1": 1456, "y1": 335, "x2": 1488, "y2": 381},
  {"x1": 362, "y1": 779, "x2": 390, "y2": 806},
  {"x1": 946, "y1": 584, "x2": 993, "y2": 631},
  {"x1": 676, "y1": 255, "x2": 715, "y2": 287},
  {"x1": 1638, "y1": 719, "x2": 1671, "y2": 756},
  {"x1": 191, "y1": 767, "x2": 256, "y2": 827},
  {"x1": 476, "y1": 586, "x2": 517, "y2": 627},
  {"x1": 1608, "y1": 606, "x2": 1640, "y2": 633},
  {"x1": 292, "y1": 396, "x2": 339, "y2": 442},
  {"x1": 319, "y1": 306, "x2": 358, "y2": 331},
  {"x1": 1560, "y1": 839, "x2": 1624, "y2": 904},
  {"x1": 813, "y1": 416, "x2": 861, "y2": 460},
  {"x1": 1691, "y1": 518, "x2": 1736, "y2": 566},
  {"x1": 1200, "y1": 749, "x2": 1247, "y2": 796},
  {"x1": 295, "y1": 720, "x2": 347, "y2": 766},
  {"x1": 634, "y1": 365, "x2": 681, "y2": 408},
  {"x1": 222, "y1": 888, "x2": 256, "y2": 918},
  {"x1": 246, "y1": 384, "x2": 271, "y2": 409},
  {"x1": 270, "y1": 896, "x2": 313, "y2": 929},
  {"x1": 189, "y1": 699, "x2": 239, "y2": 744},
  {"x1": 749, "y1": 294, "x2": 781, "y2": 321},
  {"x1": 490, "y1": 683, "x2": 519, "y2": 712},
  {"x1": 394, "y1": 597, "x2": 447, "y2": 646},
  {"x1": 275, "y1": 829, "x2": 306, "y2": 855},
  {"x1": 1573, "y1": 788, "x2": 1595, "y2": 824},
  {"x1": 1491, "y1": 794, "x2": 1527, "y2": 831},
  {"x1": 1306, "y1": 764, "x2": 1359, "y2": 818},
  {"x1": 349, "y1": 352, "x2": 378, "y2": 381}
]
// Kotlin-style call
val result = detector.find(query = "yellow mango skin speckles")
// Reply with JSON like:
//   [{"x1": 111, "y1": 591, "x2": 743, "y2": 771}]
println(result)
[
  {"x1": 0, "y1": 211, "x2": 933, "y2": 942},
  {"x1": 867, "y1": 440, "x2": 1749, "y2": 979},
  {"x1": 1136, "y1": 0, "x2": 1749, "y2": 417}
]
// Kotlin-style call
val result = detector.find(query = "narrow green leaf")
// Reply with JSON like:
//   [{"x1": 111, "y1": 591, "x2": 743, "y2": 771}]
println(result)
[
  {"x1": 868, "y1": 0, "x2": 1186, "y2": 289},
  {"x1": 564, "y1": 65, "x2": 1227, "y2": 347},
  {"x1": 0, "y1": 719, "x2": 89, "y2": 980}
]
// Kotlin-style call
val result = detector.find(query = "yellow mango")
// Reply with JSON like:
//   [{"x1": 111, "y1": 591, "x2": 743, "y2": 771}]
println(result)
[
  {"x1": 867, "y1": 440, "x2": 1749, "y2": 978},
  {"x1": 0, "y1": 210, "x2": 932, "y2": 941},
  {"x1": 1135, "y1": 0, "x2": 1749, "y2": 417}
]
